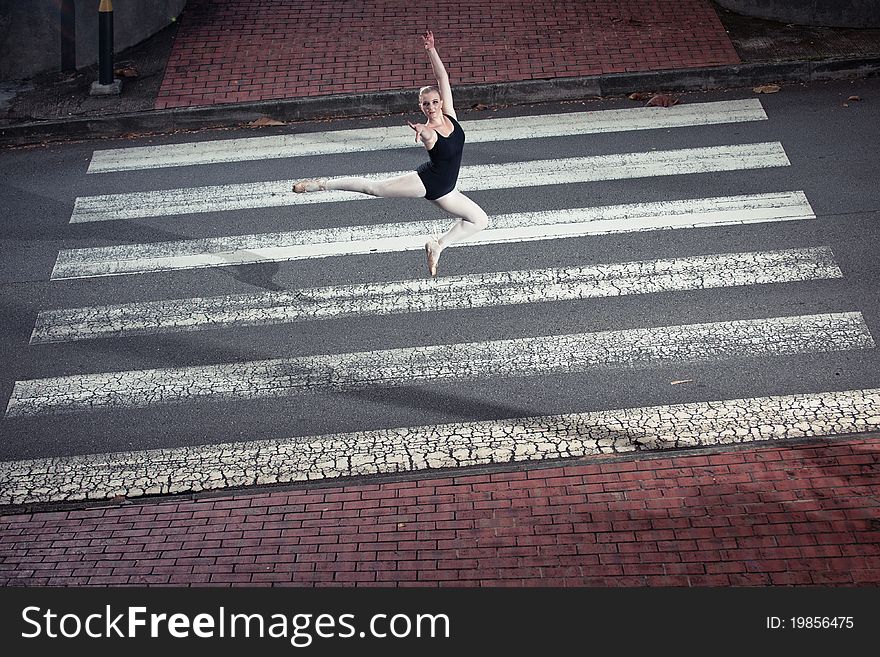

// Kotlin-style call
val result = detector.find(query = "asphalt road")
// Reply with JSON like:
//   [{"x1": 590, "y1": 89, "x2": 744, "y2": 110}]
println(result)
[{"x1": 0, "y1": 78, "x2": 878, "y2": 493}]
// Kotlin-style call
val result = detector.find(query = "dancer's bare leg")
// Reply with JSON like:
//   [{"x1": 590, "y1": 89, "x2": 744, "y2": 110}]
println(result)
[
  {"x1": 293, "y1": 174, "x2": 486, "y2": 277},
  {"x1": 294, "y1": 172, "x2": 427, "y2": 198},
  {"x1": 425, "y1": 190, "x2": 489, "y2": 276}
]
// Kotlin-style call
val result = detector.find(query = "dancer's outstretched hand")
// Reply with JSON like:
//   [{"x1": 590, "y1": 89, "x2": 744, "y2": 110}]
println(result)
[
  {"x1": 407, "y1": 120, "x2": 427, "y2": 143},
  {"x1": 422, "y1": 30, "x2": 435, "y2": 50}
]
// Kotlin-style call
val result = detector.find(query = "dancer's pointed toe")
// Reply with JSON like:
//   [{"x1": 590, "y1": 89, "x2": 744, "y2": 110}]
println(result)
[
  {"x1": 292, "y1": 178, "x2": 326, "y2": 193},
  {"x1": 425, "y1": 239, "x2": 441, "y2": 277}
]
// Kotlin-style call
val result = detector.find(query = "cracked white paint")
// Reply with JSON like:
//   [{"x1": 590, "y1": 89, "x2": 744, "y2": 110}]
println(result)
[
  {"x1": 34, "y1": 247, "x2": 841, "y2": 343},
  {"x1": 2, "y1": 388, "x2": 878, "y2": 506},
  {"x1": 53, "y1": 191, "x2": 814, "y2": 278},
  {"x1": 6, "y1": 312, "x2": 873, "y2": 417},
  {"x1": 86, "y1": 99, "x2": 769, "y2": 173},
  {"x1": 70, "y1": 143, "x2": 790, "y2": 222}
]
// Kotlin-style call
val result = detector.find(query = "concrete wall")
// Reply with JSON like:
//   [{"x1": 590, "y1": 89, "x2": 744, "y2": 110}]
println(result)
[
  {"x1": 0, "y1": 0, "x2": 187, "y2": 82},
  {"x1": 715, "y1": 1, "x2": 880, "y2": 28}
]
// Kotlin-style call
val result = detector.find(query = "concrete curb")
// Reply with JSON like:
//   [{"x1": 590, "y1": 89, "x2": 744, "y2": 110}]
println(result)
[{"x1": 2, "y1": 56, "x2": 879, "y2": 147}]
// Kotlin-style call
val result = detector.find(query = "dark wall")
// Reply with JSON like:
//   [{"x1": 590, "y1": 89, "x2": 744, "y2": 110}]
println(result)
[
  {"x1": 0, "y1": 0, "x2": 188, "y2": 81},
  {"x1": 715, "y1": 0, "x2": 880, "y2": 28}
]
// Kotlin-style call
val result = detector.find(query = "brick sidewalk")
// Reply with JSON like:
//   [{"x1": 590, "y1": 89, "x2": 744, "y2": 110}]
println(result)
[
  {"x1": 2, "y1": 437, "x2": 877, "y2": 586},
  {"x1": 155, "y1": 0, "x2": 741, "y2": 109}
]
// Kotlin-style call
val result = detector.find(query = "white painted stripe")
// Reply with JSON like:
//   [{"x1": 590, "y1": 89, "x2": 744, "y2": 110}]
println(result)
[
  {"x1": 2, "y1": 387, "x2": 878, "y2": 505},
  {"x1": 53, "y1": 191, "x2": 814, "y2": 279},
  {"x1": 6, "y1": 312, "x2": 873, "y2": 418},
  {"x1": 87, "y1": 99, "x2": 768, "y2": 173},
  {"x1": 33, "y1": 247, "x2": 842, "y2": 343},
  {"x1": 70, "y1": 142, "x2": 790, "y2": 222}
]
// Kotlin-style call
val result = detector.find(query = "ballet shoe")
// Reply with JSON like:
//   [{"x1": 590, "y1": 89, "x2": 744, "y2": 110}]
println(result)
[
  {"x1": 292, "y1": 178, "x2": 326, "y2": 193},
  {"x1": 425, "y1": 238, "x2": 441, "y2": 277}
]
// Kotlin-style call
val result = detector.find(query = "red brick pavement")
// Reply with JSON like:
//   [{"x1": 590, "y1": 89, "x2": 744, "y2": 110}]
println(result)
[
  {"x1": 2, "y1": 437, "x2": 878, "y2": 587},
  {"x1": 155, "y1": 0, "x2": 741, "y2": 109}
]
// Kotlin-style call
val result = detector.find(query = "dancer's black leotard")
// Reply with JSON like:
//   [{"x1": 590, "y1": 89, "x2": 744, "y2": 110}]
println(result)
[{"x1": 416, "y1": 114, "x2": 465, "y2": 200}]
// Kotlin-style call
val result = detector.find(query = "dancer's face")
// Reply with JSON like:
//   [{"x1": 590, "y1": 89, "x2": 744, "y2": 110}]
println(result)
[{"x1": 419, "y1": 91, "x2": 443, "y2": 120}]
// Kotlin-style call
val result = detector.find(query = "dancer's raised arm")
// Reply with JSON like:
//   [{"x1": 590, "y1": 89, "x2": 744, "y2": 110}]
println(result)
[{"x1": 423, "y1": 30, "x2": 455, "y2": 118}]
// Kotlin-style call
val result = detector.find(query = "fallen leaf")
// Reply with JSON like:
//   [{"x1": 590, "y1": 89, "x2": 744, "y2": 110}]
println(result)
[
  {"x1": 628, "y1": 92, "x2": 652, "y2": 101},
  {"x1": 848, "y1": 95, "x2": 861, "y2": 101},
  {"x1": 471, "y1": 103, "x2": 489, "y2": 111},
  {"x1": 247, "y1": 117, "x2": 286, "y2": 127},
  {"x1": 646, "y1": 94, "x2": 679, "y2": 107},
  {"x1": 670, "y1": 379, "x2": 693, "y2": 385},
  {"x1": 753, "y1": 84, "x2": 781, "y2": 94},
  {"x1": 114, "y1": 66, "x2": 139, "y2": 78}
]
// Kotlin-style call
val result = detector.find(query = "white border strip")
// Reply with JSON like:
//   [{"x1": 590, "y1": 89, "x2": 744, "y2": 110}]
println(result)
[
  {"x1": 71, "y1": 142, "x2": 790, "y2": 222},
  {"x1": 6, "y1": 312, "x2": 874, "y2": 418},
  {"x1": 87, "y1": 99, "x2": 768, "y2": 173},
  {"x1": 53, "y1": 191, "x2": 814, "y2": 279},
  {"x1": 33, "y1": 247, "x2": 843, "y2": 343},
  {"x1": 2, "y1": 387, "x2": 878, "y2": 505}
]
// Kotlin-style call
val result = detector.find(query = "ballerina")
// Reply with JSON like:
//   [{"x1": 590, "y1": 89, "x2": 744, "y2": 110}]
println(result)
[{"x1": 293, "y1": 30, "x2": 488, "y2": 277}]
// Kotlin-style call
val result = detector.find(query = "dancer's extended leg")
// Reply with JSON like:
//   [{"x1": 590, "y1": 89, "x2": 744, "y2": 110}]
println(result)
[
  {"x1": 294, "y1": 172, "x2": 427, "y2": 198},
  {"x1": 425, "y1": 190, "x2": 489, "y2": 276}
]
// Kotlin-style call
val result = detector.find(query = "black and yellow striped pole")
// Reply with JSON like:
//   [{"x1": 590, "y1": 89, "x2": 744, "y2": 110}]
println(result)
[{"x1": 98, "y1": 0, "x2": 114, "y2": 85}]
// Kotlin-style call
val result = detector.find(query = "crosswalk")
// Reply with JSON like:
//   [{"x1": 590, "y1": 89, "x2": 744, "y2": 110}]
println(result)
[{"x1": 2, "y1": 96, "x2": 878, "y2": 505}]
